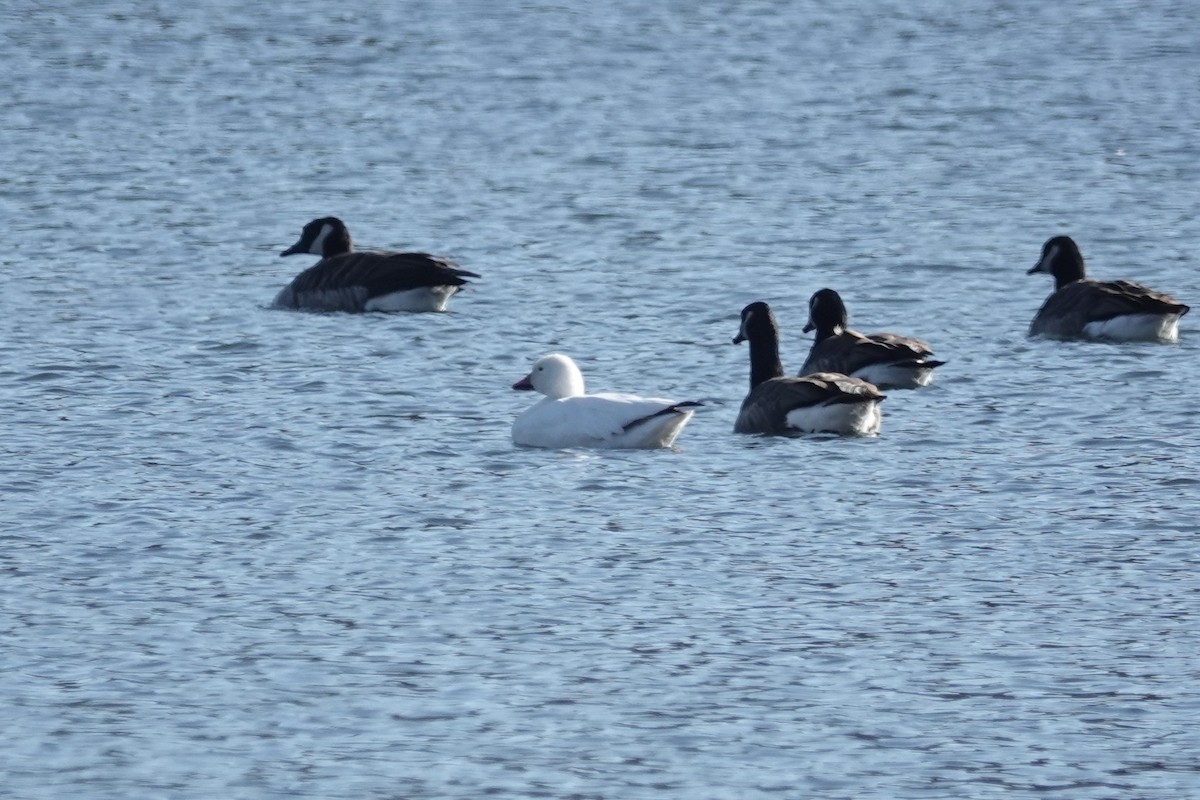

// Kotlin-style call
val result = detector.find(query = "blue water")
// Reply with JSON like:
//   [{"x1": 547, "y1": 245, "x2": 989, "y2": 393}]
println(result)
[{"x1": 3, "y1": 1, "x2": 1199, "y2": 798}]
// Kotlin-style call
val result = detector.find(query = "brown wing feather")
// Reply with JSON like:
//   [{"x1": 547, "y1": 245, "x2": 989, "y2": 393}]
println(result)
[
  {"x1": 865, "y1": 331, "x2": 936, "y2": 357},
  {"x1": 1032, "y1": 278, "x2": 1189, "y2": 337},
  {"x1": 801, "y1": 329, "x2": 937, "y2": 375},
  {"x1": 1093, "y1": 280, "x2": 1188, "y2": 316},
  {"x1": 287, "y1": 251, "x2": 479, "y2": 298}
]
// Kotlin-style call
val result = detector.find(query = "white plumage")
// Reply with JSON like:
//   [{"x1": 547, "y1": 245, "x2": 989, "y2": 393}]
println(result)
[
  {"x1": 784, "y1": 392, "x2": 883, "y2": 435},
  {"x1": 1081, "y1": 313, "x2": 1181, "y2": 343},
  {"x1": 511, "y1": 354, "x2": 698, "y2": 449}
]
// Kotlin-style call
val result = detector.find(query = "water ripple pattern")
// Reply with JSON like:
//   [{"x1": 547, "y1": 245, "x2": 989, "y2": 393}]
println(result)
[{"x1": 2, "y1": 2, "x2": 1199, "y2": 798}]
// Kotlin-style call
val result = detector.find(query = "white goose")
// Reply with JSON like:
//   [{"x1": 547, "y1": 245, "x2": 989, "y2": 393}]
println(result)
[{"x1": 511, "y1": 354, "x2": 699, "y2": 449}]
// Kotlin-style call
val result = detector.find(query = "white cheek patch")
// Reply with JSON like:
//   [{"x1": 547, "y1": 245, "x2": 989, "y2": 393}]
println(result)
[
  {"x1": 309, "y1": 222, "x2": 333, "y2": 255},
  {"x1": 740, "y1": 309, "x2": 754, "y2": 340},
  {"x1": 1038, "y1": 243, "x2": 1060, "y2": 272}
]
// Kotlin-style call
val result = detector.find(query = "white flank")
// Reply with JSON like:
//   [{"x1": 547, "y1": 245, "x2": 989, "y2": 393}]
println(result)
[
  {"x1": 784, "y1": 400, "x2": 881, "y2": 436},
  {"x1": 512, "y1": 395, "x2": 694, "y2": 449},
  {"x1": 1082, "y1": 313, "x2": 1182, "y2": 343},
  {"x1": 364, "y1": 286, "x2": 457, "y2": 312},
  {"x1": 853, "y1": 361, "x2": 934, "y2": 389},
  {"x1": 620, "y1": 408, "x2": 695, "y2": 448}
]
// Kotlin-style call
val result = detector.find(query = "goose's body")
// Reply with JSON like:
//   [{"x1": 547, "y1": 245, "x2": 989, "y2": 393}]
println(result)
[
  {"x1": 274, "y1": 217, "x2": 478, "y2": 312},
  {"x1": 733, "y1": 302, "x2": 885, "y2": 436},
  {"x1": 1028, "y1": 236, "x2": 1188, "y2": 342},
  {"x1": 800, "y1": 288, "x2": 944, "y2": 389},
  {"x1": 736, "y1": 371, "x2": 884, "y2": 436},
  {"x1": 512, "y1": 354, "x2": 698, "y2": 449}
]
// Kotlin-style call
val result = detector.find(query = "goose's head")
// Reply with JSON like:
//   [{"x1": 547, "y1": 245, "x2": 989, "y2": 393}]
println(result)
[
  {"x1": 1028, "y1": 235, "x2": 1086, "y2": 287},
  {"x1": 281, "y1": 216, "x2": 352, "y2": 258},
  {"x1": 513, "y1": 353, "x2": 586, "y2": 399},
  {"x1": 733, "y1": 301, "x2": 778, "y2": 345},
  {"x1": 802, "y1": 288, "x2": 848, "y2": 336}
]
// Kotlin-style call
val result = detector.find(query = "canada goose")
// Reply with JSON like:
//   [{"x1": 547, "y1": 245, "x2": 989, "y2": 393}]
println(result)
[
  {"x1": 511, "y1": 354, "x2": 700, "y2": 449},
  {"x1": 801, "y1": 288, "x2": 944, "y2": 388},
  {"x1": 1027, "y1": 235, "x2": 1188, "y2": 341},
  {"x1": 274, "y1": 217, "x2": 479, "y2": 312},
  {"x1": 732, "y1": 302, "x2": 885, "y2": 435}
]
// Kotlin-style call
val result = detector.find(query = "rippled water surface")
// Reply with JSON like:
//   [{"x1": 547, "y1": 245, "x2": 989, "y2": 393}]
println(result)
[{"x1": 3, "y1": 1, "x2": 1200, "y2": 798}]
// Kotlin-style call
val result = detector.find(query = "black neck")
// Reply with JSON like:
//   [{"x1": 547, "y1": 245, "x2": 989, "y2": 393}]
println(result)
[
  {"x1": 811, "y1": 320, "x2": 841, "y2": 344},
  {"x1": 1048, "y1": 241, "x2": 1086, "y2": 290},
  {"x1": 1053, "y1": 260, "x2": 1085, "y2": 290},
  {"x1": 323, "y1": 228, "x2": 353, "y2": 258},
  {"x1": 809, "y1": 290, "x2": 849, "y2": 343},
  {"x1": 747, "y1": 325, "x2": 784, "y2": 390}
]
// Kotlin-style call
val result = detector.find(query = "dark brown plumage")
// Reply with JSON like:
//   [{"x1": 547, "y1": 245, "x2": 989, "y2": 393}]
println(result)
[
  {"x1": 274, "y1": 217, "x2": 478, "y2": 312},
  {"x1": 732, "y1": 301, "x2": 885, "y2": 435},
  {"x1": 1028, "y1": 236, "x2": 1188, "y2": 341},
  {"x1": 800, "y1": 288, "x2": 944, "y2": 388}
]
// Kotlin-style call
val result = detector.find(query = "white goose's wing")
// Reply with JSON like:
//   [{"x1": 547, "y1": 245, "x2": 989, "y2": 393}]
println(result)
[{"x1": 513, "y1": 393, "x2": 692, "y2": 449}]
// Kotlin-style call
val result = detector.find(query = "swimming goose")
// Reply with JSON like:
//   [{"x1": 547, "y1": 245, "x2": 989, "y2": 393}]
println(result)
[
  {"x1": 800, "y1": 288, "x2": 944, "y2": 389},
  {"x1": 733, "y1": 301, "x2": 885, "y2": 436},
  {"x1": 511, "y1": 353, "x2": 699, "y2": 449},
  {"x1": 274, "y1": 217, "x2": 479, "y2": 312},
  {"x1": 1027, "y1": 235, "x2": 1189, "y2": 341}
]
